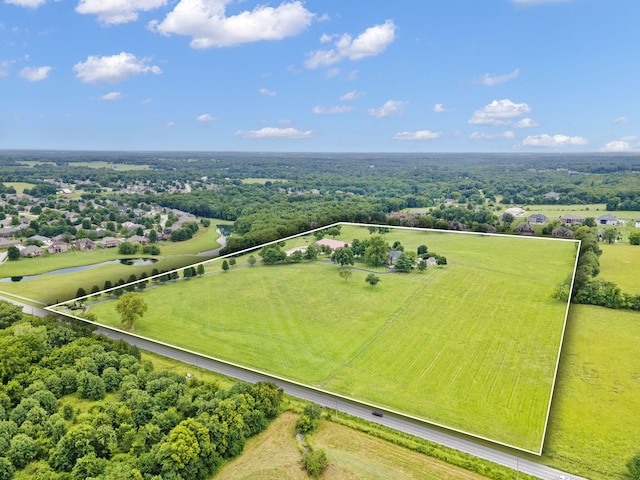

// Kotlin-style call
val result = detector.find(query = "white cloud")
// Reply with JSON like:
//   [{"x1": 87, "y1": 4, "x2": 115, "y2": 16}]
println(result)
[
  {"x1": 73, "y1": 52, "x2": 161, "y2": 83},
  {"x1": 469, "y1": 131, "x2": 515, "y2": 140},
  {"x1": 76, "y1": 0, "x2": 167, "y2": 25},
  {"x1": 346, "y1": 69, "x2": 358, "y2": 81},
  {"x1": 311, "y1": 105, "x2": 354, "y2": 115},
  {"x1": 478, "y1": 68, "x2": 520, "y2": 86},
  {"x1": 469, "y1": 99, "x2": 531, "y2": 126},
  {"x1": 151, "y1": 0, "x2": 314, "y2": 49},
  {"x1": 100, "y1": 91, "x2": 123, "y2": 101},
  {"x1": 237, "y1": 127, "x2": 315, "y2": 139},
  {"x1": 514, "y1": 117, "x2": 539, "y2": 128},
  {"x1": 392, "y1": 130, "x2": 442, "y2": 141},
  {"x1": 613, "y1": 116, "x2": 628, "y2": 124},
  {"x1": 166, "y1": 121, "x2": 176, "y2": 127},
  {"x1": 367, "y1": 100, "x2": 407, "y2": 119},
  {"x1": 319, "y1": 33, "x2": 333, "y2": 43},
  {"x1": 0, "y1": 60, "x2": 12, "y2": 77},
  {"x1": 433, "y1": 103, "x2": 447, "y2": 113},
  {"x1": 325, "y1": 67, "x2": 340, "y2": 78},
  {"x1": 600, "y1": 136, "x2": 639, "y2": 152},
  {"x1": 140, "y1": 98, "x2": 153, "y2": 104},
  {"x1": 340, "y1": 90, "x2": 363, "y2": 101},
  {"x1": 4, "y1": 0, "x2": 47, "y2": 8},
  {"x1": 196, "y1": 113, "x2": 216, "y2": 122},
  {"x1": 305, "y1": 20, "x2": 396, "y2": 69},
  {"x1": 259, "y1": 87, "x2": 277, "y2": 96},
  {"x1": 522, "y1": 133, "x2": 589, "y2": 147},
  {"x1": 19, "y1": 65, "x2": 52, "y2": 81}
]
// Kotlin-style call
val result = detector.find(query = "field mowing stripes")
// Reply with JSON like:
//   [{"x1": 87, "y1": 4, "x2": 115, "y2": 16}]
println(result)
[{"x1": 84, "y1": 226, "x2": 578, "y2": 453}]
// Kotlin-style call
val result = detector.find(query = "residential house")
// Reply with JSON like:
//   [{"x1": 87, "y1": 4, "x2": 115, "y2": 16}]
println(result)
[
  {"x1": 30, "y1": 235, "x2": 52, "y2": 246},
  {"x1": 596, "y1": 214, "x2": 619, "y2": 226},
  {"x1": 100, "y1": 237, "x2": 120, "y2": 248},
  {"x1": 552, "y1": 227, "x2": 575, "y2": 238},
  {"x1": 48, "y1": 241, "x2": 70, "y2": 254},
  {"x1": 515, "y1": 223, "x2": 534, "y2": 235},
  {"x1": 0, "y1": 238, "x2": 21, "y2": 249},
  {"x1": 75, "y1": 238, "x2": 97, "y2": 251},
  {"x1": 448, "y1": 221, "x2": 466, "y2": 231},
  {"x1": 127, "y1": 235, "x2": 148, "y2": 246},
  {"x1": 560, "y1": 214, "x2": 583, "y2": 226},
  {"x1": 426, "y1": 257, "x2": 438, "y2": 267},
  {"x1": 20, "y1": 245, "x2": 44, "y2": 257},
  {"x1": 635, "y1": 220, "x2": 640, "y2": 228},
  {"x1": 527, "y1": 214, "x2": 548, "y2": 224},
  {"x1": 388, "y1": 250, "x2": 403, "y2": 266}
]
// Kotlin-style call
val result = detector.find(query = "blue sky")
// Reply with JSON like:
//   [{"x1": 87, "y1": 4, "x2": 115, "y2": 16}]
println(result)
[{"x1": 1, "y1": 0, "x2": 638, "y2": 152}]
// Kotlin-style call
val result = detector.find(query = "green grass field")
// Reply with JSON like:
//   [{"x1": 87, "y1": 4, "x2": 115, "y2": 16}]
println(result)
[
  {"x1": 85, "y1": 226, "x2": 578, "y2": 453},
  {"x1": 598, "y1": 243, "x2": 640, "y2": 294},
  {"x1": 2, "y1": 182, "x2": 35, "y2": 193},
  {"x1": 541, "y1": 305, "x2": 640, "y2": 479}
]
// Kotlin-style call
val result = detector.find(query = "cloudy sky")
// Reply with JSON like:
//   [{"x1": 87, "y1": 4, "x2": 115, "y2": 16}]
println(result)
[{"x1": 1, "y1": 0, "x2": 638, "y2": 152}]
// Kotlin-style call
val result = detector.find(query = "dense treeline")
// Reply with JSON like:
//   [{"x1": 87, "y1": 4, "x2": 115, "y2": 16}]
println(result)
[{"x1": 0, "y1": 301, "x2": 284, "y2": 479}]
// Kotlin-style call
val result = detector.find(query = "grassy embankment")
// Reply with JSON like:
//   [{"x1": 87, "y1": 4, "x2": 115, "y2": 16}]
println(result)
[
  {"x1": 0, "y1": 222, "x2": 224, "y2": 303},
  {"x1": 87, "y1": 226, "x2": 577, "y2": 453}
]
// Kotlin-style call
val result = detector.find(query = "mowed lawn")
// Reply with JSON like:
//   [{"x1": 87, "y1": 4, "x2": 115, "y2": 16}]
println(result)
[
  {"x1": 542, "y1": 305, "x2": 640, "y2": 480},
  {"x1": 88, "y1": 227, "x2": 578, "y2": 453}
]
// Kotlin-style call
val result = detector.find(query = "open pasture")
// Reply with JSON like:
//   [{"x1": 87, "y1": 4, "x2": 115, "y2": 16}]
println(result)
[
  {"x1": 598, "y1": 243, "x2": 640, "y2": 294},
  {"x1": 2, "y1": 182, "x2": 35, "y2": 193},
  {"x1": 86, "y1": 226, "x2": 578, "y2": 453},
  {"x1": 541, "y1": 305, "x2": 640, "y2": 479}
]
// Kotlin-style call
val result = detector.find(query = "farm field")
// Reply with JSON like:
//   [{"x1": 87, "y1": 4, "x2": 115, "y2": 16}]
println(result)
[
  {"x1": 541, "y1": 305, "x2": 640, "y2": 480},
  {"x1": 216, "y1": 412, "x2": 489, "y2": 480},
  {"x1": 85, "y1": 226, "x2": 578, "y2": 453}
]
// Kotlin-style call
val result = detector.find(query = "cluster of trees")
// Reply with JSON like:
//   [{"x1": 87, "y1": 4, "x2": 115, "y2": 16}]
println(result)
[
  {"x1": 295, "y1": 405, "x2": 328, "y2": 479},
  {"x1": 0, "y1": 301, "x2": 284, "y2": 479}
]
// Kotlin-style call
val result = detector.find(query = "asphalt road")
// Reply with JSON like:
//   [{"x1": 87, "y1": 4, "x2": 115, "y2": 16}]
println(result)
[{"x1": 2, "y1": 296, "x2": 590, "y2": 480}]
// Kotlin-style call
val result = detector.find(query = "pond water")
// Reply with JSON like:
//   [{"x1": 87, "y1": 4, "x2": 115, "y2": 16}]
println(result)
[{"x1": 0, "y1": 258, "x2": 158, "y2": 282}]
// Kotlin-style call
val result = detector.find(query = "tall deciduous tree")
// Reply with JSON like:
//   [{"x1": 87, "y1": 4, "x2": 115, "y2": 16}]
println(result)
[
  {"x1": 7, "y1": 246, "x2": 20, "y2": 261},
  {"x1": 115, "y1": 292, "x2": 148, "y2": 330},
  {"x1": 331, "y1": 246, "x2": 354, "y2": 267},
  {"x1": 364, "y1": 236, "x2": 389, "y2": 266}
]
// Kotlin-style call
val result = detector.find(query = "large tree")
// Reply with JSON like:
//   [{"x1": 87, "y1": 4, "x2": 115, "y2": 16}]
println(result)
[
  {"x1": 364, "y1": 236, "x2": 389, "y2": 266},
  {"x1": 331, "y1": 246, "x2": 354, "y2": 267},
  {"x1": 7, "y1": 246, "x2": 20, "y2": 261},
  {"x1": 115, "y1": 292, "x2": 148, "y2": 330}
]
